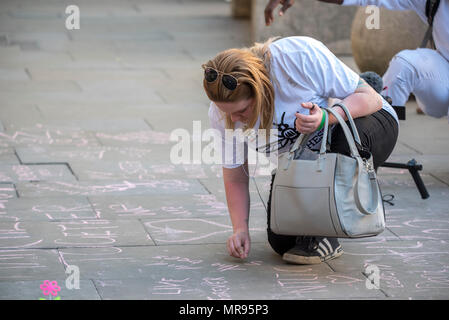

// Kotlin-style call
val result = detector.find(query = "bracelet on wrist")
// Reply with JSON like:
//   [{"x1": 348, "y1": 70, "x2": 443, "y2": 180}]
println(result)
[{"x1": 317, "y1": 110, "x2": 326, "y2": 131}]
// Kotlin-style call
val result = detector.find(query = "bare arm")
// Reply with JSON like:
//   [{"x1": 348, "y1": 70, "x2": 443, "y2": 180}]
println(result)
[
  {"x1": 295, "y1": 78, "x2": 382, "y2": 132},
  {"x1": 222, "y1": 162, "x2": 251, "y2": 259},
  {"x1": 327, "y1": 77, "x2": 382, "y2": 125}
]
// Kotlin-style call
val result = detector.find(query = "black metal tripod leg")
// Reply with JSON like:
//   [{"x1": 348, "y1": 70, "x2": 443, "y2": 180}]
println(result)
[
  {"x1": 409, "y1": 168, "x2": 430, "y2": 199},
  {"x1": 381, "y1": 160, "x2": 430, "y2": 199}
]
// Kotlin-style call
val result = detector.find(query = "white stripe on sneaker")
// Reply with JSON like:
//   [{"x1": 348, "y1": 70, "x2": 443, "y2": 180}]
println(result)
[
  {"x1": 323, "y1": 238, "x2": 333, "y2": 253},
  {"x1": 318, "y1": 242, "x2": 329, "y2": 255},
  {"x1": 316, "y1": 248, "x2": 325, "y2": 257}
]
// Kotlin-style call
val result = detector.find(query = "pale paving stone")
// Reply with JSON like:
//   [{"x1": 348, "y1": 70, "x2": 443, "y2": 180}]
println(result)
[
  {"x1": 0, "y1": 183, "x2": 17, "y2": 200},
  {"x1": 15, "y1": 179, "x2": 208, "y2": 197},
  {"x1": 0, "y1": 104, "x2": 44, "y2": 130},
  {"x1": 0, "y1": 164, "x2": 76, "y2": 183},
  {"x1": 0, "y1": 68, "x2": 29, "y2": 81},
  {"x1": 377, "y1": 170, "x2": 447, "y2": 189},
  {"x1": 69, "y1": 162, "x2": 224, "y2": 181},
  {"x1": 3, "y1": 196, "x2": 96, "y2": 222},
  {"x1": 0, "y1": 124, "x2": 100, "y2": 148},
  {"x1": 433, "y1": 172, "x2": 449, "y2": 186},
  {"x1": 0, "y1": 280, "x2": 101, "y2": 300},
  {"x1": 0, "y1": 51, "x2": 73, "y2": 68},
  {"x1": 327, "y1": 240, "x2": 449, "y2": 299},
  {"x1": 89, "y1": 194, "x2": 267, "y2": 221},
  {"x1": 385, "y1": 154, "x2": 449, "y2": 174},
  {"x1": 15, "y1": 145, "x2": 169, "y2": 163},
  {"x1": 0, "y1": 90, "x2": 163, "y2": 107},
  {"x1": 0, "y1": 248, "x2": 66, "y2": 281},
  {"x1": 86, "y1": 243, "x2": 384, "y2": 299},
  {"x1": 27, "y1": 66, "x2": 169, "y2": 83},
  {"x1": 0, "y1": 148, "x2": 19, "y2": 165},
  {"x1": 89, "y1": 194, "x2": 228, "y2": 220},
  {"x1": 0, "y1": 80, "x2": 81, "y2": 93},
  {"x1": 0, "y1": 219, "x2": 154, "y2": 249},
  {"x1": 142, "y1": 215, "x2": 267, "y2": 246},
  {"x1": 395, "y1": 101, "x2": 449, "y2": 155},
  {"x1": 94, "y1": 130, "x2": 172, "y2": 147},
  {"x1": 33, "y1": 118, "x2": 152, "y2": 133}
]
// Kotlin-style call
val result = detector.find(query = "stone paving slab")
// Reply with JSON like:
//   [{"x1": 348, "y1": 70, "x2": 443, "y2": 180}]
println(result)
[
  {"x1": 0, "y1": 50, "x2": 73, "y2": 68},
  {"x1": 0, "y1": 164, "x2": 77, "y2": 183},
  {"x1": 0, "y1": 148, "x2": 19, "y2": 165},
  {"x1": 69, "y1": 162, "x2": 225, "y2": 181},
  {"x1": 0, "y1": 124, "x2": 101, "y2": 148},
  {"x1": 89, "y1": 194, "x2": 229, "y2": 220},
  {"x1": 85, "y1": 243, "x2": 384, "y2": 300},
  {"x1": 0, "y1": 80, "x2": 80, "y2": 93},
  {"x1": 0, "y1": 183, "x2": 17, "y2": 201},
  {"x1": 142, "y1": 215, "x2": 267, "y2": 246},
  {"x1": 0, "y1": 90, "x2": 164, "y2": 108},
  {"x1": 377, "y1": 170, "x2": 447, "y2": 189},
  {"x1": 3, "y1": 196, "x2": 95, "y2": 222},
  {"x1": 434, "y1": 172, "x2": 449, "y2": 186},
  {"x1": 27, "y1": 66, "x2": 169, "y2": 83},
  {"x1": 0, "y1": 249, "x2": 66, "y2": 281},
  {"x1": 0, "y1": 104, "x2": 44, "y2": 130},
  {"x1": 94, "y1": 130, "x2": 172, "y2": 147},
  {"x1": 15, "y1": 179, "x2": 208, "y2": 197},
  {"x1": 144, "y1": 104, "x2": 211, "y2": 133},
  {"x1": 0, "y1": 219, "x2": 154, "y2": 249},
  {"x1": 16, "y1": 145, "x2": 167, "y2": 163},
  {"x1": 385, "y1": 154, "x2": 449, "y2": 174},
  {"x1": 21, "y1": 119, "x2": 153, "y2": 134},
  {"x1": 0, "y1": 67, "x2": 29, "y2": 81},
  {"x1": 0, "y1": 279, "x2": 101, "y2": 300},
  {"x1": 327, "y1": 240, "x2": 449, "y2": 299}
]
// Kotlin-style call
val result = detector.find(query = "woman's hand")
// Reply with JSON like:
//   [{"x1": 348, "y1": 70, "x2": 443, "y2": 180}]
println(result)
[
  {"x1": 295, "y1": 102, "x2": 323, "y2": 134},
  {"x1": 264, "y1": 0, "x2": 295, "y2": 26},
  {"x1": 227, "y1": 228, "x2": 250, "y2": 259}
]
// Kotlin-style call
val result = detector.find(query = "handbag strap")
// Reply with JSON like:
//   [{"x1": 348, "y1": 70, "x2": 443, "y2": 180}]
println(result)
[
  {"x1": 331, "y1": 102, "x2": 362, "y2": 148},
  {"x1": 326, "y1": 108, "x2": 379, "y2": 215},
  {"x1": 325, "y1": 108, "x2": 360, "y2": 158}
]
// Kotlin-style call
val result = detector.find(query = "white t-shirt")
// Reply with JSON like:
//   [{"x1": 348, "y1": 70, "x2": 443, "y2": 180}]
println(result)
[
  {"x1": 343, "y1": 0, "x2": 449, "y2": 62},
  {"x1": 208, "y1": 36, "x2": 398, "y2": 169}
]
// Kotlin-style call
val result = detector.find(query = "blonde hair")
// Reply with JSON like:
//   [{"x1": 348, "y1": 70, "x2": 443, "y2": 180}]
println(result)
[{"x1": 202, "y1": 37, "x2": 279, "y2": 132}]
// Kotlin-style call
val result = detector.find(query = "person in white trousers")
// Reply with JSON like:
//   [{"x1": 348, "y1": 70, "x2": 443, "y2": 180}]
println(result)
[{"x1": 265, "y1": 0, "x2": 449, "y2": 121}]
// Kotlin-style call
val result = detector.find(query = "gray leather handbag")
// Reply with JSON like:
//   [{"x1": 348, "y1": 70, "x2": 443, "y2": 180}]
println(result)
[{"x1": 270, "y1": 103, "x2": 385, "y2": 238}]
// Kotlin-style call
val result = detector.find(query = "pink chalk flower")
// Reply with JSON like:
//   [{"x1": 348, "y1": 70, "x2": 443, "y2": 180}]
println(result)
[{"x1": 40, "y1": 280, "x2": 61, "y2": 296}]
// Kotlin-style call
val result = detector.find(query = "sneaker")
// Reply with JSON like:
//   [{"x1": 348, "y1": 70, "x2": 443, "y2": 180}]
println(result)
[{"x1": 282, "y1": 236, "x2": 343, "y2": 265}]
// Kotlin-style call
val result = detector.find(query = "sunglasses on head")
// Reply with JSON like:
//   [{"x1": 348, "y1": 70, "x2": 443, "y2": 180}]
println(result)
[{"x1": 202, "y1": 65, "x2": 240, "y2": 91}]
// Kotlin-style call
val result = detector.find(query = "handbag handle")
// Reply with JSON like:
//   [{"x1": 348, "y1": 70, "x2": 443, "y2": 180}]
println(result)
[
  {"x1": 331, "y1": 102, "x2": 362, "y2": 149},
  {"x1": 326, "y1": 108, "x2": 379, "y2": 215},
  {"x1": 325, "y1": 108, "x2": 360, "y2": 159}
]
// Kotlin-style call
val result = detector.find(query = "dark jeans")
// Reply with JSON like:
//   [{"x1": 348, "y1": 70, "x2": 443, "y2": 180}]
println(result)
[{"x1": 267, "y1": 109, "x2": 399, "y2": 255}]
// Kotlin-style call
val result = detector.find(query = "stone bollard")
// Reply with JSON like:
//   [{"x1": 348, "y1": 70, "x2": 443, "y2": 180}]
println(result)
[
  {"x1": 351, "y1": 7, "x2": 427, "y2": 75},
  {"x1": 251, "y1": 0, "x2": 357, "y2": 55},
  {"x1": 231, "y1": 0, "x2": 252, "y2": 19}
]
